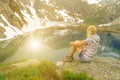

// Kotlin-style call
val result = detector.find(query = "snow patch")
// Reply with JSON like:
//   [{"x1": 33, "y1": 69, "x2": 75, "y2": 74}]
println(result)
[
  {"x1": 45, "y1": 0, "x2": 50, "y2": 4},
  {"x1": 87, "y1": 0, "x2": 101, "y2": 4},
  {"x1": 99, "y1": 23, "x2": 111, "y2": 27},
  {"x1": 55, "y1": 9, "x2": 74, "y2": 22},
  {"x1": 21, "y1": 0, "x2": 43, "y2": 32},
  {"x1": 0, "y1": 14, "x2": 23, "y2": 40},
  {"x1": 14, "y1": 12, "x2": 22, "y2": 20},
  {"x1": 55, "y1": 9, "x2": 84, "y2": 23}
]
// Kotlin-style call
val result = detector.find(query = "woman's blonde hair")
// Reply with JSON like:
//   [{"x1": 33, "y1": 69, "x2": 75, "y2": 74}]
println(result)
[{"x1": 87, "y1": 25, "x2": 97, "y2": 38}]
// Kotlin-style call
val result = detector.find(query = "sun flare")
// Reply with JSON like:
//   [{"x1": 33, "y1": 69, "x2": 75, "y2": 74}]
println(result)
[{"x1": 29, "y1": 39, "x2": 40, "y2": 50}]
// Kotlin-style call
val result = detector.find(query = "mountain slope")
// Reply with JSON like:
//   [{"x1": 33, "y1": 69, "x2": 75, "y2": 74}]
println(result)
[
  {"x1": 85, "y1": 0, "x2": 120, "y2": 25},
  {"x1": 0, "y1": 0, "x2": 101, "y2": 39}
]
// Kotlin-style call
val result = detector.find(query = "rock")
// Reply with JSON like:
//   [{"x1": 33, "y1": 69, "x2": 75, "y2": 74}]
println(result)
[
  {"x1": 0, "y1": 27, "x2": 6, "y2": 38},
  {"x1": 62, "y1": 56, "x2": 120, "y2": 80},
  {"x1": 0, "y1": 0, "x2": 27, "y2": 38},
  {"x1": 56, "y1": 61, "x2": 64, "y2": 66}
]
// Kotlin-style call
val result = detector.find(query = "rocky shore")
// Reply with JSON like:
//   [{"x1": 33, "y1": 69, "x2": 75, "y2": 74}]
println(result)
[
  {"x1": 60, "y1": 56, "x2": 120, "y2": 80},
  {"x1": 1, "y1": 56, "x2": 120, "y2": 80}
]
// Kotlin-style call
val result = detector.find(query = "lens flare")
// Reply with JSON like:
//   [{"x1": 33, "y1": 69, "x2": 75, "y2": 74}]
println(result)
[{"x1": 30, "y1": 39, "x2": 40, "y2": 50}]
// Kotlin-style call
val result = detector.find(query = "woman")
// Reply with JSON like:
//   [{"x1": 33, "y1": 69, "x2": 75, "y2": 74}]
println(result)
[{"x1": 63, "y1": 25, "x2": 100, "y2": 62}]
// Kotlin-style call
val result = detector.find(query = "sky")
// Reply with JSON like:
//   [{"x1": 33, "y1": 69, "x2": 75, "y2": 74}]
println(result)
[{"x1": 87, "y1": 0, "x2": 102, "y2": 4}]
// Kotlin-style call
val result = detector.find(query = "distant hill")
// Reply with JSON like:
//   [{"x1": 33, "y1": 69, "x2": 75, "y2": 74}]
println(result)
[{"x1": 85, "y1": 0, "x2": 120, "y2": 25}]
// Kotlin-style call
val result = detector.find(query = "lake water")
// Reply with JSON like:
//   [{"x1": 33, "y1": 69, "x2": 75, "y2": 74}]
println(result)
[{"x1": 0, "y1": 28, "x2": 120, "y2": 63}]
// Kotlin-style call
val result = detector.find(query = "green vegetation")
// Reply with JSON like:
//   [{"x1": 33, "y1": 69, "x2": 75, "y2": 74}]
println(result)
[
  {"x1": 0, "y1": 73, "x2": 6, "y2": 80},
  {"x1": 84, "y1": 9, "x2": 107, "y2": 25},
  {"x1": 0, "y1": 61, "x2": 95, "y2": 80},
  {"x1": 61, "y1": 69, "x2": 94, "y2": 80}
]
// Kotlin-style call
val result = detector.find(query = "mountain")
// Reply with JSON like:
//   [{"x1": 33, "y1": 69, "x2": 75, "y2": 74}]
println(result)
[
  {"x1": 1, "y1": 0, "x2": 120, "y2": 39},
  {"x1": 85, "y1": 0, "x2": 120, "y2": 25},
  {"x1": 0, "y1": 0, "x2": 26, "y2": 39},
  {"x1": 99, "y1": 0, "x2": 120, "y2": 5},
  {"x1": 0, "y1": 0, "x2": 102, "y2": 39}
]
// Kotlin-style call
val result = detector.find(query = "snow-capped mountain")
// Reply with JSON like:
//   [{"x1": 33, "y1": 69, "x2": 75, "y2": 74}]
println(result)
[
  {"x1": 0, "y1": 0, "x2": 120, "y2": 40},
  {"x1": 0, "y1": 0, "x2": 101, "y2": 40}
]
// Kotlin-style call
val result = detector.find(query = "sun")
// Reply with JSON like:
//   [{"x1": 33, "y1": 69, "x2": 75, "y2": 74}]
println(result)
[
  {"x1": 87, "y1": 0, "x2": 101, "y2": 4},
  {"x1": 29, "y1": 39, "x2": 40, "y2": 50}
]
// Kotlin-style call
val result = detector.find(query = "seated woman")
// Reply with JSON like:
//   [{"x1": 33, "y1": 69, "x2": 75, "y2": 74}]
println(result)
[{"x1": 63, "y1": 25, "x2": 100, "y2": 62}]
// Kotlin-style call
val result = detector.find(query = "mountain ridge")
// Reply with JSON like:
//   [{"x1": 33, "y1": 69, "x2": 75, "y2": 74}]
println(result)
[{"x1": 0, "y1": 0, "x2": 120, "y2": 39}]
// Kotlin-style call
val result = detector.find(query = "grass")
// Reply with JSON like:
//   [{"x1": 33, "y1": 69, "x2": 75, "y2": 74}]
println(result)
[
  {"x1": 5, "y1": 61, "x2": 59, "y2": 80},
  {"x1": 61, "y1": 69, "x2": 95, "y2": 80},
  {"x1": 0, "y1": 60, "x2": 95, "y2": 80},
  {"x1": 0, "y1": 73, "x2": 6, "y2": 80}
]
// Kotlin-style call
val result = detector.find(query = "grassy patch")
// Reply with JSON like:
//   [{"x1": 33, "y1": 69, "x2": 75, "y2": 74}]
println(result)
[
  {"x1": 1, "y1": 60, "x2": 95, "y2": 80},
  {"x1": 0, "y1": 73, "x2": 6, "y2": 80},
  {"x1": 5, "y1": 61, "x2": 59, "y2": 80},
  {"x1": 61, "y1": 69, "x2": 95, "y2": 80}
]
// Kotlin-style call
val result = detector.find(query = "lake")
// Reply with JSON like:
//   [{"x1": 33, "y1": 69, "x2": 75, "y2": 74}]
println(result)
[{"x1": 0, "y1": 27, "x2": 120, "y2": 63}]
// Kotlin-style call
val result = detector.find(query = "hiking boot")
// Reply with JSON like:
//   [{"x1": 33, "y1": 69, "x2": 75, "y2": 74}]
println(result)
[{"x1": 62, "y1": 56, "x2": 73, "y2": 62}]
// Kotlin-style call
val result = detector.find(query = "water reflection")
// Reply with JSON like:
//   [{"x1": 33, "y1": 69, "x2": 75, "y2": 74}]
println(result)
[
  {"x1": 98, "y1": 32, "x2": 120, "y2": 59},
  {"x1": 1, "y1": 28, "x2": 120, "y2": 63},
  {"x1": 0, "y1": 36, "x2": 26, "y2": 63}
]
